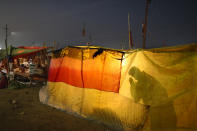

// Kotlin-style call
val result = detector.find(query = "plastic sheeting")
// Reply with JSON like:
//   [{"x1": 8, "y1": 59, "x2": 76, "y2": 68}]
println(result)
[
  {"x1": 40, "y1": 82, "x2": 149, "y2": 130},
  {"x1": 40, "y1": 43, "x2": 197, "y2": 131},
  {"x1": 120, "y1": 43, "x2": 197, "y2": 130}
]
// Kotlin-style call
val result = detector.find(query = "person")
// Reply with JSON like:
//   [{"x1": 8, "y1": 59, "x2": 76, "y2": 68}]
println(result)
[
  {"x1": 23, "y1": 58, "x2": 29, "y2": 67},
  {"x1": 0, "y1": 69, "x2": 8, "y2": 89},
  {"x1": 29, "y1": 59, "x2": 36, "y2": 76},
  {"x1": 20, "y1": 64, "x2": 26, "y2": 73}
]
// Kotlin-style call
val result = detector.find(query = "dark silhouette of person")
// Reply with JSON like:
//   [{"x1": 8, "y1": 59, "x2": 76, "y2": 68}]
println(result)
[
  {"x1": 129, "y1": 67, "x2": 177, "y2": 131},
  {"x1": 0, "y1": 70, "x2": 8, "y2": 89}
]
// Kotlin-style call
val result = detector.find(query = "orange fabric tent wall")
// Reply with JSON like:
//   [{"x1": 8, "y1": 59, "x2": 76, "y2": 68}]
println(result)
[{"x1": 48, "y1": 47, "x2": 123, "y2": 93}]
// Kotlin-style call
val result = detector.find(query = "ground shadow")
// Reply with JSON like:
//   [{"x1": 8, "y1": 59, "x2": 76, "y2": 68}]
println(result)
[{"x1": 129, "y1": 67, "x2": 177, "y2": 131}]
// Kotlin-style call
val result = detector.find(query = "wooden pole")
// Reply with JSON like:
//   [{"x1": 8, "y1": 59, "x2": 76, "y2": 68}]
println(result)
[
  {"x1": 53, "y1": 40, "x2": 56, "y2": 50},
  {"x1": 128, "y1": 13, "x2": 133, "y2": 49},
  {"x1": 82, "y1": 23, "x2": 86, "y2": 37},
  {"x1": 143, "y1": 0, "x2": 151, "y2": 49},
  {"x1": 4, "y1": 24, "x2": 10, "y2": 83},
  {"x1": 5, "y1": 24, "x2": 8, "y2": 59}
]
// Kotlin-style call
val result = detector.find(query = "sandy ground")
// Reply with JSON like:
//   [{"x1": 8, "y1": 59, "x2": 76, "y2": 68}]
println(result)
[{"x1": 0, "y1": 86, "x2": 119, "y2": 131}]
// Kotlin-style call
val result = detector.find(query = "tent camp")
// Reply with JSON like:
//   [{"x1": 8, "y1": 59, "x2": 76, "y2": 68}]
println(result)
[
  {"x1": 0, "y1": 46, "x2": 49, "y2": 86},
  {"x1": 39, "y1": 43, "x2": 197, "y2": 131}
]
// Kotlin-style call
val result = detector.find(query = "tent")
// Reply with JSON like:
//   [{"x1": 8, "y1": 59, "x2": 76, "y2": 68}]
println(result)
[
  {"x1": 39, "y1": 43, "x2": 197, "y2": 131},
  {"x1": 0, "y1": 46, "x2": 48, "y2": 60},
  {"x1": 11, "y1": 46, "x2": 48, "y2": 58}
]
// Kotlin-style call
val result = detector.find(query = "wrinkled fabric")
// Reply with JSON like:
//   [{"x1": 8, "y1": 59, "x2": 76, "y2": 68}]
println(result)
[{"x1": 40, "y1": 43, "x2": 197, "y2": 131}]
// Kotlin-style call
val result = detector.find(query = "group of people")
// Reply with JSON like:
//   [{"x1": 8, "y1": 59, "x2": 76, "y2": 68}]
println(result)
[{"x1": 0, "y1": 56, "x2": 48, "y2": 88}]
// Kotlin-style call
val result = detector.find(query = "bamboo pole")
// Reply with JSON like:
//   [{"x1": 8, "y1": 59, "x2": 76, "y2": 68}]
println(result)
[
  {"x1": 128, "y1": 13, "x2": 133, "y2": 49},
  {"x1": 4, "y1": 24, "x2": 10, "y2": 84},
  {"x1": 142, "y1": 0, "x2": 151, "y2": 49}
]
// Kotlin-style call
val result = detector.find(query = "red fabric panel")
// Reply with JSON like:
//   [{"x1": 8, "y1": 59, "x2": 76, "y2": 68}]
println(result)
[
  {"x1": 55, "y1": 56, "x2": 83, "y2": 87},
  {"x1": 17, "y1": 46, "x2": 47, "y2": 50},
  {"x1": 48, "y1": 58, "x2": 63, "y2": 82}
]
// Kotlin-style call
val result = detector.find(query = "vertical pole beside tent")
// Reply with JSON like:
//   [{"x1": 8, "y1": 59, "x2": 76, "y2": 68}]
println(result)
[
  {"x1": 142, "y1": 0, "x2": 151, "y2": 49},
  {"x1": 128, "y1": 13, "x2": 133, "y2": 49},
  {"x1": 82, "y1": 23, "x2": 86, "y2": 38},
  {"x1": 53, "y1": 41, "x2": 56, "y2": 51},
  {"x1": 5, "y1": 24, "x2": 10, "y2": 84}
]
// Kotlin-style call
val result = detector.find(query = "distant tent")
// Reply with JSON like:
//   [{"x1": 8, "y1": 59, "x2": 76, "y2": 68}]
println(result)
[
  {"x1": 40, "y1": 43, "x2": 197, "y2": 131},
  {"x1": 0, "y1": 46, "x2": 48, "y2": 60},
  {"x1": 11, "y1": 46, "x2": 48, "y2": 59}
]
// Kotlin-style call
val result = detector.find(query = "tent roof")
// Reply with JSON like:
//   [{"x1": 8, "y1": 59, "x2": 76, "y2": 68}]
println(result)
[
  {"x1": 68, "y1": 42, "x2": 197, "y2": 53},
  {"x1": 11, "y1": 46, "x2": 48, "y2": 58}
]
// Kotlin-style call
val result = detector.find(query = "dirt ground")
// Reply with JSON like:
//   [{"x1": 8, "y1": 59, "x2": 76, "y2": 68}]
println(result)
[{"x1": 0, "y1": 86, "x2": 119, "y2": 131}]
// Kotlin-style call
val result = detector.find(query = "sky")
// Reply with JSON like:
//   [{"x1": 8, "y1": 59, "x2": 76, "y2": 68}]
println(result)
[{"x1": 0, "y1": 0, "x2": 196, "y2": 49}]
